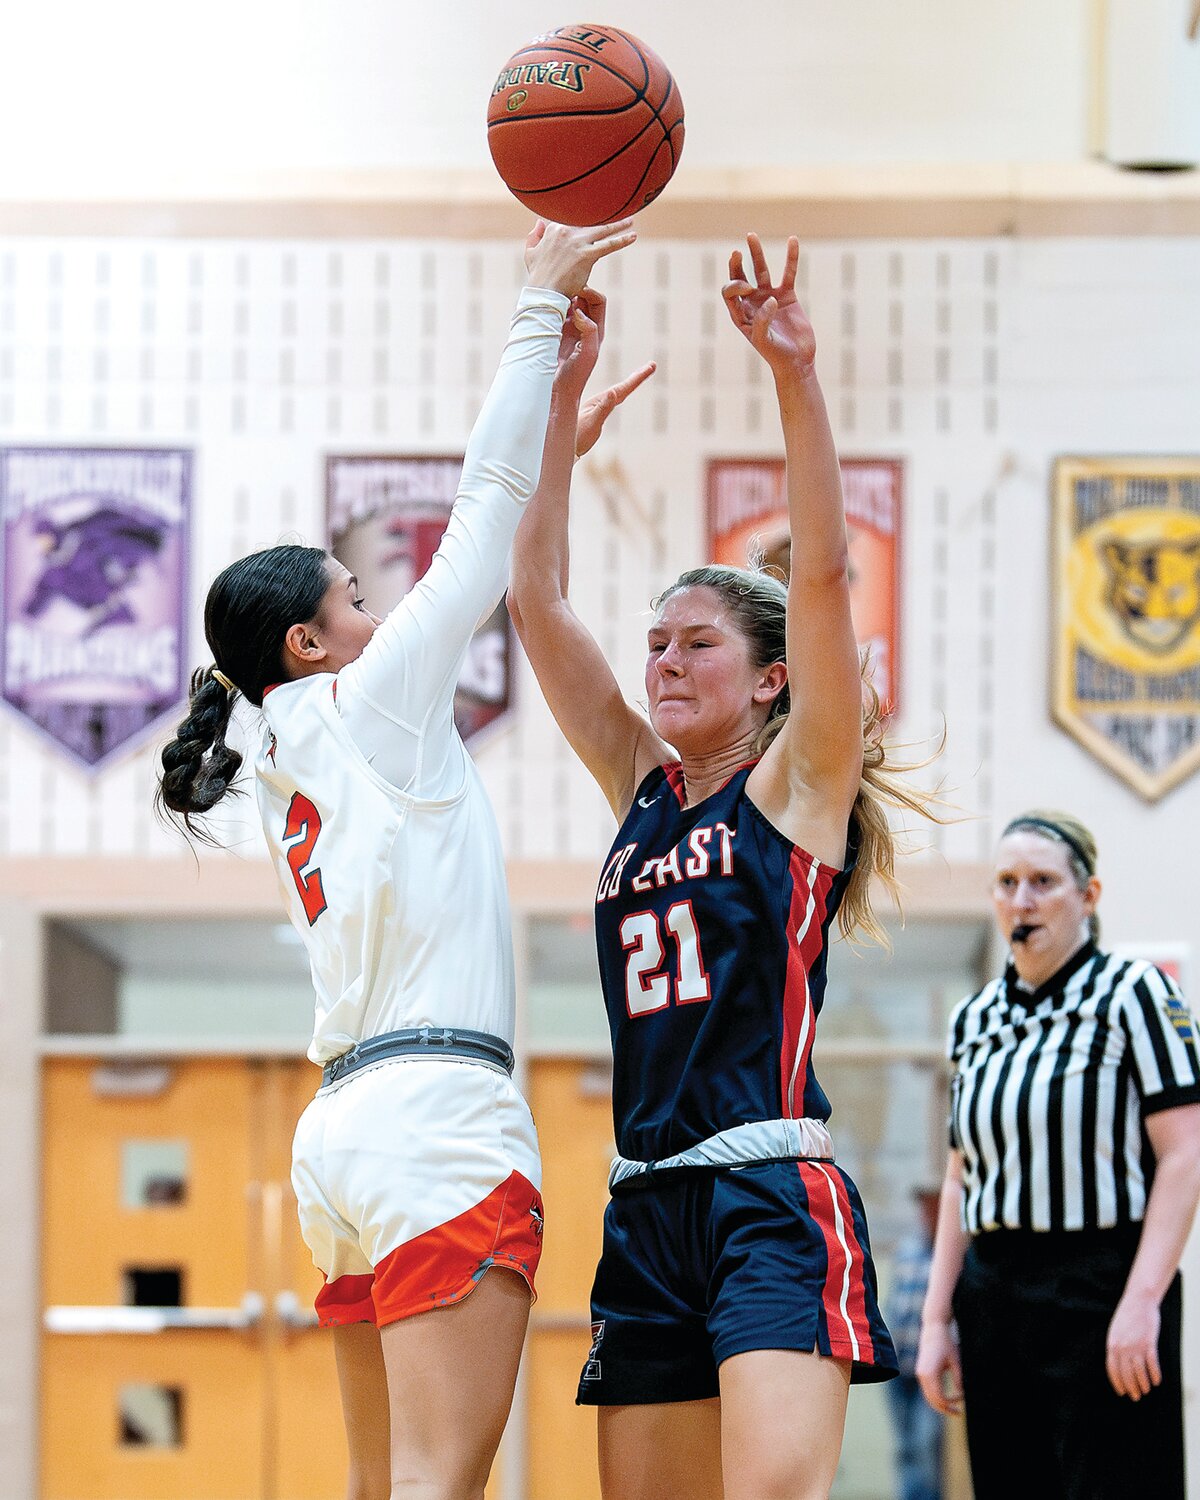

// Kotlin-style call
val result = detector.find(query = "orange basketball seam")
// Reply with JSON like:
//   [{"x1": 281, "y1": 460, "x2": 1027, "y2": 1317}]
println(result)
[
  {"x1": 611, "y1": 116, "x2": 684, "y2": 217},
  {"x1": 489, "y1": 99, "x2": 653, "y2": 125},
  {"x1": 497, "y1": 111, "x2": 662, "y2": 198},
  {"x1": 492, "y1": 75, "x2": 680, "y2": 198}
]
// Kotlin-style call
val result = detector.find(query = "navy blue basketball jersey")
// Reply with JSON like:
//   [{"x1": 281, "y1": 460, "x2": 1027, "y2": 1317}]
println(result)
[{"x1": 594, "y1": 761, "x2": 854, "y2": 1162}]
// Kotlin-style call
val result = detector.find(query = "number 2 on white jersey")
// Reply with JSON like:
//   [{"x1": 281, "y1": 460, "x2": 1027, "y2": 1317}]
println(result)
[
  {"x1": 284, "y1": 791, "x2": 327, "y2": 925},
  {"x1": 619, "y1": 901, "x2": 711, "y2": 1017}
]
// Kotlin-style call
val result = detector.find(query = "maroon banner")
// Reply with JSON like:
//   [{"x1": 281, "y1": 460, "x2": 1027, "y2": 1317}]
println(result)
[
  {"x1": 326, "y1": 455, "x2": 513, "y2": 746},
  {"x1": 0, "y1": 447, "x2": 191, "y2": 770}
]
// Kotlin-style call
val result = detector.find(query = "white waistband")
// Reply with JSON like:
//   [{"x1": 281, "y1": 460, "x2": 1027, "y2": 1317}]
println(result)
[{"x1": 609, "y1": 1117, "x2": 835, "y2": 1191}]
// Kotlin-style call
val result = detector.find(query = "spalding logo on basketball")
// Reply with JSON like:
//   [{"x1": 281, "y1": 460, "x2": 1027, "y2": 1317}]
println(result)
[{"x1": 487, "y1": 24, "x2": 685, "y2": 227}]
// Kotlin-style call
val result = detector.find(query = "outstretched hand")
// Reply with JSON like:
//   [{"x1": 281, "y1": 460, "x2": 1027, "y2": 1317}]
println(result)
[
  {"x1": 524, "y1": 218, "x2": 637, "y2": 301},
  {"x1": 575, "y1": 360, "x2": 656, "y2": 458},
  {"x1": 722, "y1": 234, "x2": 815, "y2": 379}
]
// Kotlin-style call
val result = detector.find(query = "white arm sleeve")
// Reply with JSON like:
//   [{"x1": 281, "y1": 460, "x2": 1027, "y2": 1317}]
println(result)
[{"x1": 335, "y1": 284, "x2": 569, "y2": 796}]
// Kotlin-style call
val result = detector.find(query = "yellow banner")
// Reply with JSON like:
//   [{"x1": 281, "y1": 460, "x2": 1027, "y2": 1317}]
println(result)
[{"x1": 1053, "y1": 456, "x2": 1200, "y2": 800}]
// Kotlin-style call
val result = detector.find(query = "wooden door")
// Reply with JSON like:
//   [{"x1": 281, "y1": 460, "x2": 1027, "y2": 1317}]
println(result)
[
  {"x1": 42, "y1": 1051, "x2": 610, "y2": 1500},
  {"x1": 40, "y1": 1055, "x2": 343, "y2": 1500}
]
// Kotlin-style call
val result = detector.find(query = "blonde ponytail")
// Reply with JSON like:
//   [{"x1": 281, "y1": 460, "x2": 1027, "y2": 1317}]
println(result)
[{"x1": 839, "y1": 663, "x2": 948, "y2": 947}]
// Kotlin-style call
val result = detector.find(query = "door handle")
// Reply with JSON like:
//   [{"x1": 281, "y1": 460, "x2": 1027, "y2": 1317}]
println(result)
[
  {"x1": 45, "y1": 1292, "x2": 265, "y2": 1333},
  {"x1": 274, "y1": 1290, "x2": 319, "y2": 1330}
]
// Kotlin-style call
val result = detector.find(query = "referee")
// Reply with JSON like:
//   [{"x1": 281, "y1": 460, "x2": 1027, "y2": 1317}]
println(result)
[{"x1": 916, "y1": 810, "x2": 1200, "y2": 1500}]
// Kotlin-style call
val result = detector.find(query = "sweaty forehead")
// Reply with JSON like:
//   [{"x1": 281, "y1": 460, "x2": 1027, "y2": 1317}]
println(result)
[{"x1": 650, "y1": 586, "x2": 728, "y2": 632}]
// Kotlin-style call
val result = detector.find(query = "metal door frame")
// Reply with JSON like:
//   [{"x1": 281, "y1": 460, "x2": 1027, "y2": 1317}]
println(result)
[{"x1": 0, "y1": 855, "x2": 283, "y2": 1498}]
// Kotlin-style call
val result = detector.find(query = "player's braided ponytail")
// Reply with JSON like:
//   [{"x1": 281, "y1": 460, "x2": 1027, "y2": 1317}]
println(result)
[
  {"x1": 657, "y1": 563, "x2": 946, "y2": 948},
  {"x1": 156, "y1": 544, "x2": 329, "y2": 841},
  {"x1": 157, "y1": 668, "x2": 243, "y2": 837}
]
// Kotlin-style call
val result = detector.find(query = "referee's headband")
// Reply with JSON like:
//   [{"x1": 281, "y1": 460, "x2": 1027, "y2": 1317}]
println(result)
[{"x1": 1002, "y1": 816, "x2": 1095, "y2": 876}]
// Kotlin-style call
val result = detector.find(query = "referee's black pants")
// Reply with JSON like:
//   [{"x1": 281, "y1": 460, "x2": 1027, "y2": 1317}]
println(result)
[{"x1": 953, "y1": 1226, "x2": 1184, "y2": 1500}]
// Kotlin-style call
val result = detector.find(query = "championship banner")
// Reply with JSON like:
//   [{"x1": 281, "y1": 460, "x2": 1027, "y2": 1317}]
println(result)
[
  {"x1": 1052, "y1": 457, "x2": 1200, "y2": 800},
  {"x1": 326, "y1": 455, "x2": 513, "y2": 746},
  {"x1": 0, "y1": 446, "x2": 190, "y2": 771},
  {"x1": 707, "y1": 457, "x2": 902, "y2": 714}
]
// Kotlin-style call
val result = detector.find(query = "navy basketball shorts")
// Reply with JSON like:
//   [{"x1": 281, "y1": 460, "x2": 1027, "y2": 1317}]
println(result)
[{"x1": 576, "y1": 1159, "x2": 898, "y2": 1405}]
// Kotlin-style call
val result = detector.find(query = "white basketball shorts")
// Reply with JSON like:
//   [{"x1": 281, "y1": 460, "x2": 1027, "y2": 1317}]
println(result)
[{"x1": 291, "y1": 1055, "x2": 543, "y2": 1327}]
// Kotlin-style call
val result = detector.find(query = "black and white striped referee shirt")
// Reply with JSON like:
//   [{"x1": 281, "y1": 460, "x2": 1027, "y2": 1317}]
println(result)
[{"x1": 948, "y1": 942, "x2": 1200, "y2": 1235}]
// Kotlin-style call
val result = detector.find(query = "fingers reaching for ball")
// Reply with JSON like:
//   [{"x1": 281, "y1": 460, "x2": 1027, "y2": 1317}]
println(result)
[
  {"x1": 524, "y1": 219, "x2": 637, "y2": 300},
  {"x1": 524, "y1": 219, "x2": 548, "y2": 253}
]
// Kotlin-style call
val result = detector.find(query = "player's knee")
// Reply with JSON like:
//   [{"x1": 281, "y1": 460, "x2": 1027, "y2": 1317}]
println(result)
[
  {"x1": 750, "y1": 1483, "x2": 831, "y2": 1500},
  {"x1": 385, "y1": 1453, "x2": 492, "y2": 1500},
  {"x1": 727, "y1": 1462, "x2": 834, "y2": 1500},
  {"x1": 385, "y1": 1481, "x2": 484, "y2": 1500}
]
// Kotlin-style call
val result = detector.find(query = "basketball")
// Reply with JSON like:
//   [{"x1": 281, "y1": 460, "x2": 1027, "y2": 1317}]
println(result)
[{"x1": 487, "y1": 23, "x2": 685, "y2": 226}]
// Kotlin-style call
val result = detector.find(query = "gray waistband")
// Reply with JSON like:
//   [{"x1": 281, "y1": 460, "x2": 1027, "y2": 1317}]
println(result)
[
  {"x1": 321, "y1": 1027, "x2": 514, "y2": 1088},
  {"x1": 609, "y1": 1117, "x2": 835, "y2": 1192}
]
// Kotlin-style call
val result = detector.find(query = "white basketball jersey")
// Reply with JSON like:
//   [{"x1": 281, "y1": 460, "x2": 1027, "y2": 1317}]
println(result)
[
  {"x1": 246, "y1": 286, "x2": 570, "y2": 1062},
  {"x1": 257, "y1": 674, "x2": 516, "y2": 1064},
  {"x1": 250, "y1": 284, "x2": 569, "y2": 1065}
]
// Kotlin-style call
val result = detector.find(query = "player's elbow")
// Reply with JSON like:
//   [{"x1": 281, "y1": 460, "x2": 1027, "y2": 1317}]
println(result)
[
  {"x1": 509, "y1": 560, "x2": 568, "y2": 623},
  {"x1": 791, "y1": 549, "x2": 850, "y2": 593}
]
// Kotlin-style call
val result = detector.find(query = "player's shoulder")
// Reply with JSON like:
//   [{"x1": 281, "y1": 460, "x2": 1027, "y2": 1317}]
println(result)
[
  {"x1": 258, "y1": 675, "x2": 346, "y2": 774},
  {"x1": 262, "y1": 674, "x2": 338, "y2": 731}
]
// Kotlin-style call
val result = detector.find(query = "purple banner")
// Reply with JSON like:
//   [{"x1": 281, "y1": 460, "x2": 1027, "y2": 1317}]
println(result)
[
  {"x1": 326, "y1": 455, "x2": 514, "y2": 747},
  {"x1": 0, "y1": 447, "x2": 191, "y2": 771}
]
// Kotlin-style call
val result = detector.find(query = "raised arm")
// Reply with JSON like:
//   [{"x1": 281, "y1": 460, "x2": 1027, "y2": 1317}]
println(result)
[
  {"x1": 731, "y1": 237, "x2": 864, "y2": 857},
  {"x1": 337, "y1": 222, "x2": 634, "y2": 778},
  {"x1": 508, "y1": 287, "x2": 662, "y2": 818}
]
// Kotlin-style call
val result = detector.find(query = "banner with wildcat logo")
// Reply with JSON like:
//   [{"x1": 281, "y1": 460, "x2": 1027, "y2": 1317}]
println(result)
[
  {"x1": 1053, "y1": 456, "x2": 1200, "y2": 800},
  {"x1": 0, "y1": 447, "x2": 191, "y2": 771},
  {"x1": 326, "y1": 454, "x2": 513, "y2": 746}
]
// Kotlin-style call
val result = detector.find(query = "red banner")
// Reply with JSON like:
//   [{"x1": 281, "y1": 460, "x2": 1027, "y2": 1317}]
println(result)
[{"x1": 707, "y1": 457, "x2": 902, "y2": 715}]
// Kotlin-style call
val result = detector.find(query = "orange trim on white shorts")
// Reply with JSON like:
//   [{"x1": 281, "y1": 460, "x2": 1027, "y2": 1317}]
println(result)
[{"x1": 314, "y1": 1169, "x2": 544, "y2": 1328}]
